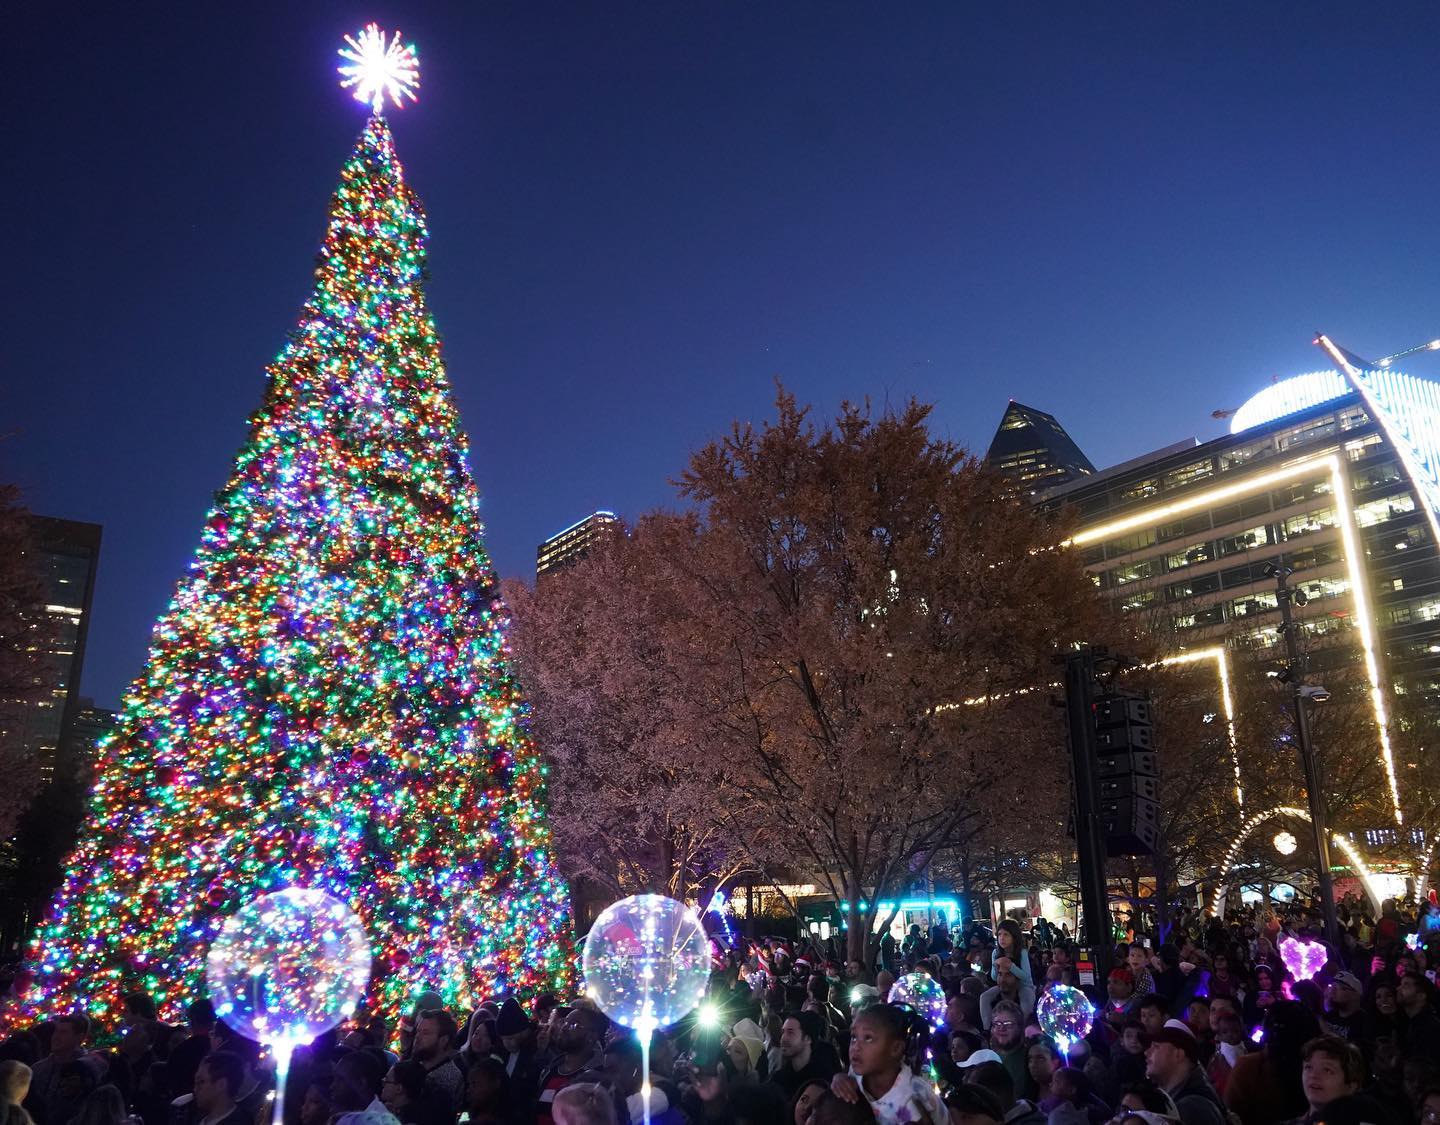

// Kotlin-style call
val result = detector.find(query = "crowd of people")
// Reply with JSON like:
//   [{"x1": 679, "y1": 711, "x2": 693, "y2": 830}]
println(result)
[{"x1": 2, "y1": 896, "x2": 1439, "y2": 1125}]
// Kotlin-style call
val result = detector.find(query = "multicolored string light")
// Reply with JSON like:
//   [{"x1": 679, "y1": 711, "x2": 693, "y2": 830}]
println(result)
[{"x1": 6, "y1": 103, "x2": 571, "y2": 1028}]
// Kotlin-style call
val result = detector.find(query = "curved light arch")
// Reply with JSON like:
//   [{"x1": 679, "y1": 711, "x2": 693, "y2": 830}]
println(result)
[{"x1": 1208, "y1": 804, "x2": 1383, "y2": 916}]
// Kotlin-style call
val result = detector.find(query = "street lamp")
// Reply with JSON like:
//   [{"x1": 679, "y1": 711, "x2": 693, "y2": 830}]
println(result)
[{"x1": 1264, "y1": 561, "x2": 1341, "y2": 948}]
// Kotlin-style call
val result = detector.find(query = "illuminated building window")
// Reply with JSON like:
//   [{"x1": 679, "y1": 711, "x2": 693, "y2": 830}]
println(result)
[
  {"x1": 1165, "y1": 542, "x2": 1214, "y2": 570},
  {"x1": 1104, "y1": 528, "x2": 1157, "y2": 557},
  {"x1": 1353, "y1": 493, "x2": 1417, "y2": 528},
  {"x1": 1158, "y1": 512, "x2": 1213, "y2": 542},
  {"x1": 1218, "y1": 525, "x2": 1273, "y2": 556},
  {"x1": 1167, "y1": 572, "x2": 1220, "y2": 601},
  {"x1": 1283, "y1": 508, "x2": 1336, "y2": 537},
  {"x1": 1229, "y1": 591, "x2": 1278, "y2": 618},
  {"x1": 1164, "y1": 459, "x2": 1216, "y2": 489}
]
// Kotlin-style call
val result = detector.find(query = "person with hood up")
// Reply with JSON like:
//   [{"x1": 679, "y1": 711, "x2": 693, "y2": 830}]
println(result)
[{"x1": 727, "y1": 1021, "x2": 766, "y2": 1083}]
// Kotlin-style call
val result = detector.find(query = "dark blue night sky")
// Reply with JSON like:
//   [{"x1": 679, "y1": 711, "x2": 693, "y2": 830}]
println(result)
[{"x1": 9, "y1": 1, "x2": 1440, "y2": 707}]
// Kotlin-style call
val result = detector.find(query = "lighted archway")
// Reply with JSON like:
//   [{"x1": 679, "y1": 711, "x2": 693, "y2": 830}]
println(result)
[{"x1": 1208, "y1": 804, "x2": 1383, "y2": 916}]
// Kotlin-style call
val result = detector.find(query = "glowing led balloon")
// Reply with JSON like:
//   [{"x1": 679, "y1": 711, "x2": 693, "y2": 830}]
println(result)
[
  {"x1": 1278, "y1": 935, "x2": 1326, "y2": 982},
  {"x1": 207, "y1": 887, "x2": 371, "y2": 1046},
  {"x1": 887, "y1": 972, "x2": 945, "y2": 1027},
  {"x1": 1036, "y1": 984, "x2": 1095, "y2": 1053},
  {"x1": 338, "y1": 24, "x2": 420, "y2": 113},
  {"x1": 581, "y1": 894, "x2": 709, "y2": 1031},
  {"x1": 582, "y1": 896, "x2": 709, "y2": 1125}
]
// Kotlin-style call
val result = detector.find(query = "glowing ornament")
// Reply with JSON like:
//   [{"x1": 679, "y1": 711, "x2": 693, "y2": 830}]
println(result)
[
  {"x1": 1277, "y1": 934, "x2": 1326, "y2": 982},
  {"x1": 1036, "y1": 984, "x2": 1095, "y2": 1054},
  {"x1": 581, "y1": 895, "x2": 709, "y2": 1125},
  {"x1": 338, "y1": 24, "x2": 420, "y2": 114},
  {"x1": 1406, "y1": 932, "x2": 1421, "y2": 951},
  {"x1": 887, "y1": 971, "x2": 945, "y2": 1027},
  {"x1": 206, "y1": 888, "x2": 372, "y2": 1122},
  {"x1": 1273, "y1": 830, "x2": 1298, "y2": 857}
]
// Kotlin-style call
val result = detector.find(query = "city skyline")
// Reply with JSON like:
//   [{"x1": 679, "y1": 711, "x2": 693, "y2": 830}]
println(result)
[{"x1": 11, "y1": 2, "x2": 1440, "y2": 707}]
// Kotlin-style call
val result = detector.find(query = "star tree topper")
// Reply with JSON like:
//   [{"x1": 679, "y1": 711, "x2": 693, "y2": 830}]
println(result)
[{"x1": 338, "y1": 24, "x2": 420, "y2": 114}]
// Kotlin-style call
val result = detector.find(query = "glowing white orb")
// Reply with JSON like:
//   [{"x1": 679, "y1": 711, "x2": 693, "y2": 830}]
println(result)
[
  {"x1": 338, "y1": 24, "x2": 420, "y2": 114},
  {"x1": 1273, "y1": 830, "x2": 1298, "y2": 857},
  {"x1": 205, "y1": 887, "x2": 372, "y2": 1049}
]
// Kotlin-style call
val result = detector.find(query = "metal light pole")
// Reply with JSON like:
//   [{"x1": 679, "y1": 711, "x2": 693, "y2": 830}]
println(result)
[{"x1": 1269, "y1": 561, "x2": 1341, "y2": 948}]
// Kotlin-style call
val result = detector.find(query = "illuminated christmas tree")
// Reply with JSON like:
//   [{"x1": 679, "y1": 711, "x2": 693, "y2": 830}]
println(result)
[{"x1": 10, "y1": 27, "x2": 571, "y2": 1025}]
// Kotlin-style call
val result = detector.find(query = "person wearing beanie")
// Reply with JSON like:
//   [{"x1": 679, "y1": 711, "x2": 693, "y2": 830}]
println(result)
[
  {"x1": 494, "y1": 999, "x2": 541, "y2": 1112},
  {"x1": 727, "y1": 1021, "x2": 765, "y2": 1082},
  {"x1": 1144, "y1": 1022, "x2": 1225, "y2": 1125}
]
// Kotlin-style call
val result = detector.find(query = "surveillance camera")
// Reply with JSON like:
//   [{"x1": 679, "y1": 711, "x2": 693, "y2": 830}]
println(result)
[
  {"x1": 1292, "y1": 588, "x2": 1309, "y2": 608},
  {"x1": 1298, "y1": 684, "x2": 1331, "y2": 703}
]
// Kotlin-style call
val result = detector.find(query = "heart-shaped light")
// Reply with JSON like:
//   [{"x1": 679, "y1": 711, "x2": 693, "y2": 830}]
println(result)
[{"x1": 1278, "y1": 934, "x2": 1326, "y2": 981}]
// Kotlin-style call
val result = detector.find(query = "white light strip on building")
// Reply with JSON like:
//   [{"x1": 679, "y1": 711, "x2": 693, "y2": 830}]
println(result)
[
  {"x1": 1158, "y1": 647, "x2": 1241, "y2": 812},
  {"x1": 1071, "y1": 453, "x2": 1403, "y2": 826}
]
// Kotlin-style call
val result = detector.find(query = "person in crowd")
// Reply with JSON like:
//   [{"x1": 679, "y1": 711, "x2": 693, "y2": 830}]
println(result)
[
  {"x1": 300, "y1": 1081, "x2": 334, "y2": 1125},
  {"x1": 165, "y1": 1002, "x2": 216, "y2": 1105},
  {"x1": 828, "y1": 1005, "x2": 946, "y2": 1125},
  {"x1": 1134, "y1": 1000, "x2": 1166, "y2": 1043},
  {"x1": 1111, "y1": 1022, "x2": 1149, "y2": 1091},
  {"x1": 496, "y1": 1000, "x2": 542, "y2": 1109},
  {"x1": 464, "y1": 1058, "x2": 513, "y2": 1125},
  {"x1": 1395, "y1": 973, "x2": 1440, "y2": 1062},
  {"x1": 1292, "y1": 1036, "x2": 1375, "y2": 1125},
  {"x1": 25, "y1": 1017, "x2": 94, "y2": 1125},
  {"x1": 729, "y1": 1020, "x2": 766, "y2": 1084},
  {"x1": 981, "y1": 966, "x2": 1036, "y2": 1031},
  {"x1": 790, "y1": 1080, "x2": 828, "y2": 1125},
  {"x1": 1417, "y1": 1085, "x2": 1440, "y2": 1125},
  {"x1": 1108, "y1": 1079, "x2": 1176, "y2": 1120},
  {"x1": 1241, "y1": 966, "x2": 1278, "y2": 1031},
  {"x1": 409, "y1": 1010, "x2": 464, "y2": 1116},
  {"x1": 461, "y1": 1016, "x2": 502, "y2": 1071},
  {"x1": 1124, "y1": 949, "x2": 1156, "y2": 1001},
  {"x1": 333, "y1": 1052, "x2": 402, "y2": 1125},
  {"x1": 1320, "y1": 974, "x2": 1367, "y2": 1046},
  {"x1": 944, "y1": 1084, "x2": 1005, "y2": 1125},
  {"x1": 1207, "y1": 955, "x2": 1240, "y2": 1004},
  {"x1": 1178, "y1": 1000, "x2": 1211, "y2": 1061},
  {"x1": 1025, "y1": 1040, "x2": 1062, "y2": 1111},
  {"x1": 961, "y1": 1060, "x2": 1044, "y2": 1125},
  {"x1": 602, "y1": 1037, "x2": 682, "y2": 1125},
  {"x1": 205, "y1": 1028, "x2": 267, "y2": 1124},
  {"x1": 1223, "y1": 1001, "x2": 1319, "y2": 1125},
  {"x1": 191, "y1": 1054, "x2": 250, "y2": 1125},
  {"x1": 1142, "y1": 1023, "x2": 1225, "y2": 1125},
  {"x1": 551, "y1": 1085, "x2": 616, "y2": 1125},
  {"x1": 1367, "y1": 980, "x2": 1400, "y2": 1042},
  {"x1": 1, "y1": 1061, "x2": 34, "y2": 1125},
  {"x1": 770, "y1": 1013, "x2": 839, "y2": 1101},
  {"x1": 991, "y1": 924, "x2": 1033, "y2": 988},
  {"x1": 383, "y1": 1061, "x2": 450, "y2": 1125},
  {"x1": 1104, "y1": 972, "x2": 1137, "y2": 1023},
  {"x1": 1045, "y1": 1068, "x2": 1109, "y2": 1125},
  {"x1": 986, "y1": 1002, "x2": 1029, "y2": 1103},
  {"x1": 1203, "y1": 1008, "x2": 1248, "y2": 1098},
  {"x1": 69, "y1": 1085, "x2": 128, "y2": 1125},
  {"x1": 536, "y1": 1009, "x2": 606, "y2": 1125}
]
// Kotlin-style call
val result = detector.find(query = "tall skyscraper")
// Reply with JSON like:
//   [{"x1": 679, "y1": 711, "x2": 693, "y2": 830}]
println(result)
[
  {"x1": 984, "y1": 401, "x2": 1096, "y2": 494},
  {"x1": 0, "y1": 517, "x2": 102, "y2": 784},
  {"x1": 536, "y1": 510, "x2": 621, "y2": 578}
]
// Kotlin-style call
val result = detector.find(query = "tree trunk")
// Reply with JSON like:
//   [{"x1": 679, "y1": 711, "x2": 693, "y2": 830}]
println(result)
[
  {"x1": 959, "y1": 852, "x2": 973, "y2": 927},
  {"x1": 846, "y1": 895, "x2": 869, "y2": 962}
]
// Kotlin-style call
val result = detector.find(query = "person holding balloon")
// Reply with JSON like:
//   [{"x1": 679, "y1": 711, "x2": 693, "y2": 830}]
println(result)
[{"x1": 828, "y1": 1005, "x2": 946, "y2": 1125}]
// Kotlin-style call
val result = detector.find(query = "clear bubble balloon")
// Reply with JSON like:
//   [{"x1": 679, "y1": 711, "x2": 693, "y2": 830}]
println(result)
[
  {"x1": 1037, "y1": 983, "x2": 1094, "y2": 1051},
  {"x1": 205, "y1": 886, "x2": 372, "y2": 1048},
  {"x1": 887, "y1": 971, "x2": 945, "y2": 1026},
  {"x1": 581, "y1": 894, "x2": 710, "y2": 1031}
]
